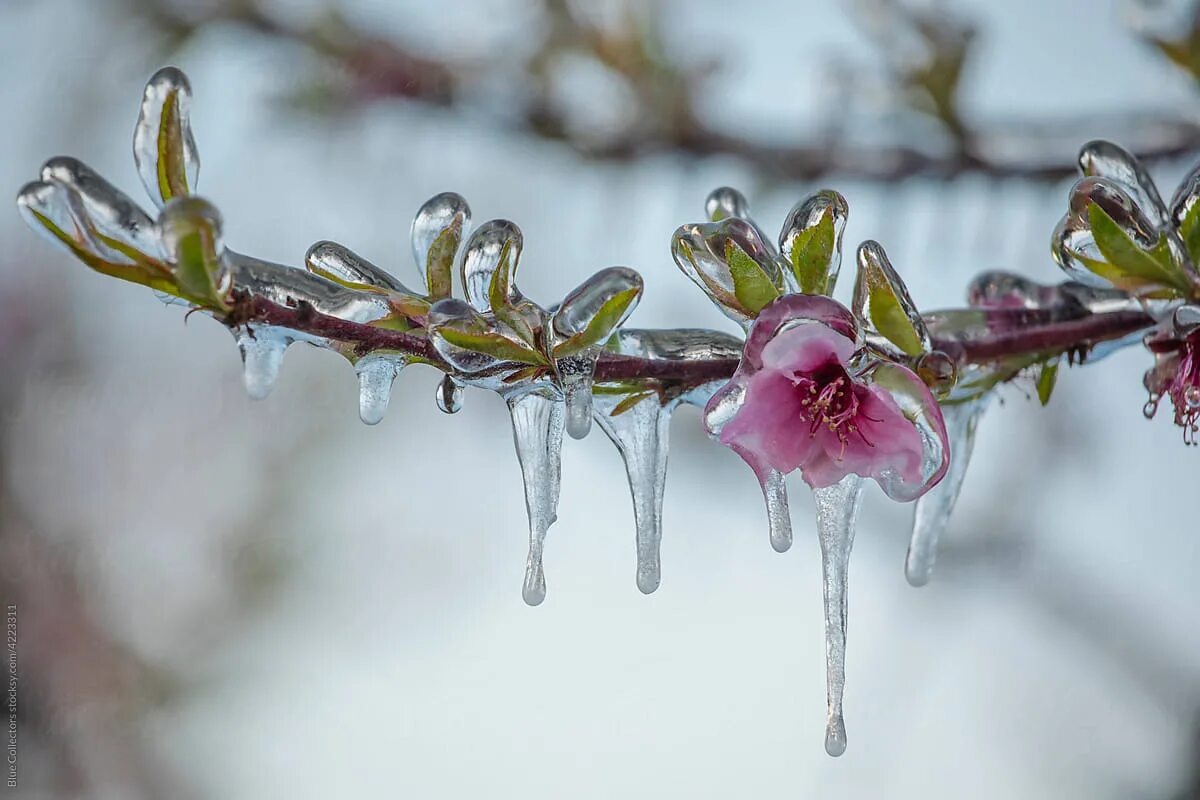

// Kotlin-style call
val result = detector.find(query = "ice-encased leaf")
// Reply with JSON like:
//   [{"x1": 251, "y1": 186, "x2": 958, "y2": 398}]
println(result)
[
  {"x1": 852, "y1": 240, "x2": 930, "y2": 357},
  {"x1": 39, "y1": 157, "x2": 161, "y2": 265},
  {"x1": 1078, "y1": 139, "x2": 1168, "y2": 227},
  {"x1": 506, "y1": 389, "x2": 566, "y2": 606},
  {"x1": 158, "y1": 196, "x2": 231, "y2": 309},
  {"x1": 779, "y1": 190, "x2": 848, "y2": 295},
  {"x1": 462, "y1": 219, "x2": 523, "y2": 313},
  {"x1": 672, "y1": 217, "x2": 783, "y2": 329},
  {"x1": 305, "y1": 240, "x2": 408, "y2": 294},
  {"x1": 435, "y1": 374, "x2": 465, "y2": 414},
  {"x1": 412, "y1": 192, "x2": 470, "y2": 300},
  {"x1": 133, "y1": 66, "x2": 199, "y2": 208},
  {"x1": 551, "y1": 267, "x2": 644, "y2": 358},
  {"x1": 427, "y1": 298, "x2": 547, "y2": 372},
  {"x1": 1054, "y1": 176, "x2": 1193, "y2": 297},
  {"x1": 17, "y1": 165, "x2": 174, "y2": 294},
  {"x1": 812, "y1": 474, "x2": 865, "y2": 758},
  {"x1": 905, "y1": 395, "x2": 988, "y2": 586}
]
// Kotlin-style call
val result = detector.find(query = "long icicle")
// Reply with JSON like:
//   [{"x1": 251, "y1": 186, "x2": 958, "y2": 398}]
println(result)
[
  {"x1": 812, "y1": 474, "x2": 865, "y2": 757},
  {"x1": 593, "y1": 394, "x2": 673, "y2": 594},
  {"x1": 506, "y1": 389, "x2": 566, "y2": 606},
  {"x1": 905, "y1": 396, "x2": 988, "y2": 586}
]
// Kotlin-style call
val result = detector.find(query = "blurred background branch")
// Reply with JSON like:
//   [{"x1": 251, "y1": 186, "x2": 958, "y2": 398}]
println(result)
[{"x1": 126, "y1": 0, "x2": 1200, "y2": 180}]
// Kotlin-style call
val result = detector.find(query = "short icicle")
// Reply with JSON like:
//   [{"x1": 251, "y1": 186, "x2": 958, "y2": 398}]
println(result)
[
  {"x1": 235, "y1": 326, "x2": 291, "y2": 400},
  {"x1": 355, "y1": 355, "x2": 406, "y2": 425},
  {"x1": 506, "y1": 389, "x2": 566, "y2": 606},
  {"x1": 812, "y1": 473, "x2": 865, "y2": 758},
  {"x1": 559, "y1": 351, "x2": 599, "y2": 440},
  {"x1": 905, "y1": 396, "x2": 988, "y2": 586},
  {"x1": 762, "y1": 470, "x2": 793, "y2": 553},
  {"x1": 593, "y1": 393, "x2": 673, "y2": 594}
]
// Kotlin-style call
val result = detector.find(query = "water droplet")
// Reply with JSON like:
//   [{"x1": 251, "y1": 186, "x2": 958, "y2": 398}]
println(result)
[
  {"x1": 812, "y1": 474, "x2": 864, "y2": 758},
  {"x1": 906, "y1": 396, "x2": 988, "y2": 586},
  {"x1": 506, "y1": 390, "x2": 565, "y2": 606},
  {"x1": 436, "y1": 375, "x2": 464, "y2": 414}
]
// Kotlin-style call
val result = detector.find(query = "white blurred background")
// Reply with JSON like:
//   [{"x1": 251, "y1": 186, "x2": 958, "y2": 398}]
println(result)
[{"x1": 1, "y1": 0, "x2": 1199, "y2": 797}]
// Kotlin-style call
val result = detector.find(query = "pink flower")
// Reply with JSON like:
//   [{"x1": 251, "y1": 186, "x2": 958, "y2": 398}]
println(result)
[
  {"x1": 1144, "y1": 321, "x2": 1200, "y2": 444},
  {"x1": 706, "y1": 295, "x2": 949, "y2": 501}
]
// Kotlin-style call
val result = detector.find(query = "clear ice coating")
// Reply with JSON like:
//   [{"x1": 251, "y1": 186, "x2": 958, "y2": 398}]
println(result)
[
  {"x1": 133, "y1": 66, "x2": 199, "y2": 208},
  {"x1": 355, "y1": 355, "x2": 407, "y2": 425},
  {"x1": 235, "y1": 325, "x2": 292, "y2": 400},
  {"x1": 506, "y1": 389, "x2": 566, "y2": 606},
  {"x1": 762, "y1": 470, "x2": 793, "y2": 553},
  {"x1": 812, "y1": 474, "x2": 865, "y2": 758},
  {"x1": 435, "y1": 374, "x2": 464, "y2": 414},
  {"x1": 905, "y1": 396, "x2": 989, "y2": 586}
]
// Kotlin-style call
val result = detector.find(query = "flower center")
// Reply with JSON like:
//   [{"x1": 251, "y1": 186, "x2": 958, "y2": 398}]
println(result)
[{"x1": 798, "y1": 363, "x2": 875, "y2": 456}]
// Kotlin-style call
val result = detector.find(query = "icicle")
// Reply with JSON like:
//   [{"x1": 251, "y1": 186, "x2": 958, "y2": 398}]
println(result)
[
  {"x1": 762, "y1": 470, "x2": 793, "y2": 553},
  {"x1": 506, "y1": 390, "x2": 566, "y2": 606},
  {"x1": 435, "y1": 375, "x2": 464, "y2": 414},
  {"x1": 355, "y1": 355, "x2": 406, "y2": 425},
  {"x1": 593, "y1": 392, "x2": 672, "y2": 594},
  {"x1": 235, "y1": 326, "x2": 291, "y2": 400},
  {"x1": 905, "y1": 396, "x2": 988, "y2": 586},
  {"x1": 812, "y1": 474, "x2": 865, "y2": 758},
  {"x1": 558, "y1": 352, "x2": 599, "y2": 440}
]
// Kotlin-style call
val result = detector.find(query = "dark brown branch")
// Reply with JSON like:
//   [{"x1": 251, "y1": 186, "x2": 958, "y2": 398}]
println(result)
[{"x1": 242, "y1": 294, "x2": 1158, "y2": 389}]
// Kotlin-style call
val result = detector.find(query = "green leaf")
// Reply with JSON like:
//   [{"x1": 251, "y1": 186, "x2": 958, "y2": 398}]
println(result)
[
  {"x1": 1087, "y1": 202, "x2": 1191, "y2": 295},
  {"x1": 157, "y1": 88, "x2": 190, "y2": 203},
  {"x1": 173, "y1": 225, "x2": 230, "y2": 310},
  {"x1": 425, "y1": 220, "x2": 460, "y2": 300},
  {"x1": 28, "y1": 208, "x2": 179, "y2": 296},
  {"x1": 788, "y1": 209, "x2": 836, "y2": 294},
  {"x1": 610, "y1": 391, "x2": 657, "y2": 416},
  {"x1": 487, "y1": 241, "x2": 538, "y2": 348},
  {"x1": 1178, "y1": 200, "x2": 1200, "y2": 266},
  {"x1": 1035, "y1": 359, "x2": 1059, "y2": 406},
  {"x1": 853, "y1": 242, "x2": 928, "y2": 357},
  {"x1": 553, "y1": 287, "x2": 641, "y2": 358},
  {"x1": 436, "y1": 326, "x2": 548, "y2": 366},
  {"x1": 724, "y1": 239, "x2": 780, "y2": 315}
]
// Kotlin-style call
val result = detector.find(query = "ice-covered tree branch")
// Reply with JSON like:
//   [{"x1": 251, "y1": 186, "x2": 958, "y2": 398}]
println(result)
[{"x1": 17, "y1": 67, "x2": 1200, "y2": 760}]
